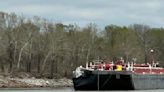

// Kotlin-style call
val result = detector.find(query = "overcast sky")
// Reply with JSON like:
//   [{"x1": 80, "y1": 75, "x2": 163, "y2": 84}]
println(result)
[{"x1": 0, "y1": 0, "x2": 164, "y2": 28}]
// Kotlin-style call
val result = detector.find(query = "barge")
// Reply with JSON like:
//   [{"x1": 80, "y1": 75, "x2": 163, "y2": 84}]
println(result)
[{"x1": 73, "y1": 50, "x2": 164, "y2": 90}]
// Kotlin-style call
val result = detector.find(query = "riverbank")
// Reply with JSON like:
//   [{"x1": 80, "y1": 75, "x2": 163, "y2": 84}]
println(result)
[{"x1": 0, "y1": 76, "x2": 73, "y2": 88}]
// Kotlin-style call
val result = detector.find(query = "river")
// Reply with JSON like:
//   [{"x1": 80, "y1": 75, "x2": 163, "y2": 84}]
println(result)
[{"x1": 0, "y1": 87, "x2": 164, "y2": 92}]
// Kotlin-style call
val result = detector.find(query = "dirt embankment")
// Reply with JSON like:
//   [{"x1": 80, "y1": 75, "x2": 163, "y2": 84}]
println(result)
[{"x1": 0, "y1": 73, "x2": 73, "y2": 88}]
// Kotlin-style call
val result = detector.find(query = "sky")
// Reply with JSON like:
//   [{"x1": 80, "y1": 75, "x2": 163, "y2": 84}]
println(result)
[{"x1": 0, "y1": 0, "x2": 164, "y2": 28}]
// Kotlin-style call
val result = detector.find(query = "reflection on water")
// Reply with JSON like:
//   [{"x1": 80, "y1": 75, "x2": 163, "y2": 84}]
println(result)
[{"x1": 0, "y1": 87, "x2": 164, "y2": 92}]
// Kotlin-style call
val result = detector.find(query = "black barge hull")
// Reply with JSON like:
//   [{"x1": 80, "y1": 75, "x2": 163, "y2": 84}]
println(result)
[{"x1": 73, "y1": 70, "x2": 164, "y2": 90}]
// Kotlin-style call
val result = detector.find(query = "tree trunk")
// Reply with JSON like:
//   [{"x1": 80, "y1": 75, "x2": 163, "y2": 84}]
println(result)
[
  {"x1": 26, "y1": 59, "x2": 31, "y2": 72},
  {"x1": 0, "y1": 61, "x2": 4, "y2": 72},
  {"x1": 50, "y1": 59, "x2": 54, "y2": 79},
  {"x1": 41, "y1": 51, "x2": 51, "y2": 74},
  {"x1": 17, "y1": 42, "x2": 28, "y2": 69},
  {"x1": 55, "y1": 57, "x2": 58, "y2": 74},
  {"x1": 37, "y1": 54, "x2": 41, "y2": 73},
  {"x1": 27, "y1": 42, "x2": 32, "y2": 73},
  {"x1": 8, "y1": 42, "x2": 13, "y2": 72}
]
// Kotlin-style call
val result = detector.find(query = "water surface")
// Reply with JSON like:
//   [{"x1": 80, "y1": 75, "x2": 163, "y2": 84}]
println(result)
[{"x1": 0, "y1": 88, "x2": 164, "y2": 92}]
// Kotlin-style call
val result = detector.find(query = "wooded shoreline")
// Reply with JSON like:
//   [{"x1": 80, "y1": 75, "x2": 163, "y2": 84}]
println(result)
[{"x1": 0, "y1": 11, "x2": 164, "y2": 80}]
